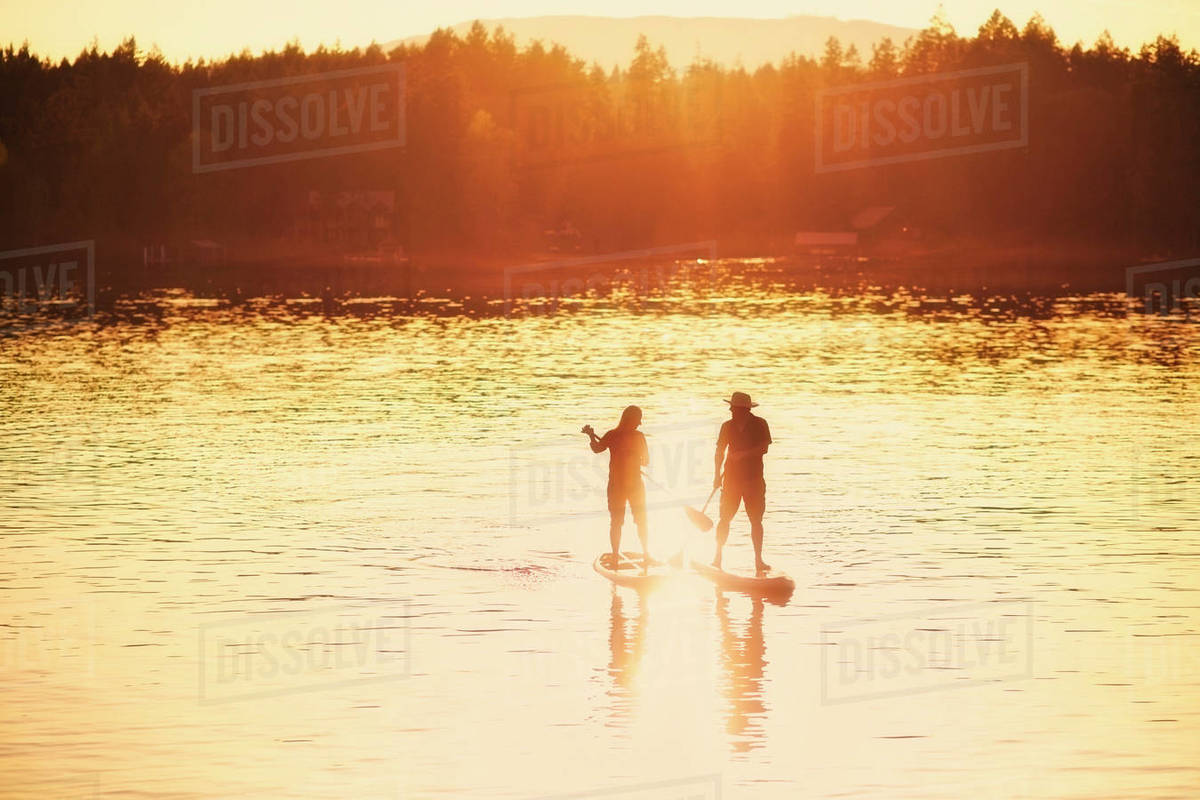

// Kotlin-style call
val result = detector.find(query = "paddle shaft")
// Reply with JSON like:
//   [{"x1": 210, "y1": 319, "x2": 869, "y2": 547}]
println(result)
[{"x1": 644, "y1": 472, "x2": 723, "y2": 567}]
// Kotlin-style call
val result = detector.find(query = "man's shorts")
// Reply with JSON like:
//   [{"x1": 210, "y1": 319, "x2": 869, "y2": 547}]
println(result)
[
  {"x1": 720, "y1": 477, "x2": 766, "y2": 521},
  {"x1": 608, "y1": 479, "x2": 647, "y2": 526}
]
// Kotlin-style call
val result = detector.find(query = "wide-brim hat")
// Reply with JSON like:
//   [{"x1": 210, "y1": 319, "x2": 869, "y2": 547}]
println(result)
[{"x1": 724, "y1": 391, "x2": 758, "y2": 408}]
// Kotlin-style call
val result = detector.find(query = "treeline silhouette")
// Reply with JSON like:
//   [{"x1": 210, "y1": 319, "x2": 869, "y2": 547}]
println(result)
[{"x1": 1, "y1": 11, "x2": 1198, "y2": 275}]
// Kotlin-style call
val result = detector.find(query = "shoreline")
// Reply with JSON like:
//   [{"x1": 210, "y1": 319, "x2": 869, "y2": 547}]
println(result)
[{"x1": 102, "y1": 240, "x2": 1162, "y2": 299}]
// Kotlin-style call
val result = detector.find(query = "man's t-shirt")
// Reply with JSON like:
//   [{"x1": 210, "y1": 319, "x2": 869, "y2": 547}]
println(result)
[
  {"x1": 598, "y1": 429, "x2": 648, "y2": 487},
  {"x1": 718, "y1": 414, "x2": 772, "y2": 483}
]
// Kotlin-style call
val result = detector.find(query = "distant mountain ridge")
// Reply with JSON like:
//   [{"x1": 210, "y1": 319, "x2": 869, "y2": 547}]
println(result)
[{"x1": 386, "y1": 15, "x2": 919, "y2": 70}]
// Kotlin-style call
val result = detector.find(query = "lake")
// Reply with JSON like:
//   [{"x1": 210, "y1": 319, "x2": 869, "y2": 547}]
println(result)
[{"x1": 1, "y1": 262, "x2": 1197, "y2": 798}]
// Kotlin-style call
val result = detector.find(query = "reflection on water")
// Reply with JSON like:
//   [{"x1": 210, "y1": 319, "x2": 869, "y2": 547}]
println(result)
[
  {"x1": 716, "y1": 593, "x2": 767, "y2": 754},
  {"x1": 604, "y1": 586, "x2": 772, "y2": 755},
  {"x1": 1, "y1": 264, "x2": 1198, "y2": 798},
  {"x1": 606, "y1": 589, "x2": 645, "y2": 727}
]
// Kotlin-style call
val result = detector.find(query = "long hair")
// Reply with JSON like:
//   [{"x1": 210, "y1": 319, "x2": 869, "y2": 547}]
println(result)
[{"x1": 617, "y1": 405, "x2": 642, "y2": 431}]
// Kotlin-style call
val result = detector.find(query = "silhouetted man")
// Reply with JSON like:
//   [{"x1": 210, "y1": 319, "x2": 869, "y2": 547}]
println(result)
[
  {"x1": 712, "y1": 392, "x2": 772, "y2": 574},
  {"x1": 583, "y1": 405, "x2": 650, "y2": 571}
]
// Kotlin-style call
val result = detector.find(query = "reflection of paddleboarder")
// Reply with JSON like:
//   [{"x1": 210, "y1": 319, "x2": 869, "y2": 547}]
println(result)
[
  {"x1": 607, "y1": 589, "x2": 647, "y2": 706},
  {"x1": 715, "y1": 592, "x2": 767, "y2": 752},
  {"x1": 712, "y1": 392, "x2": 772, "y2": 574},
  {"x1": 583, "y1": 406, "x2": 650, "y2": 572}
]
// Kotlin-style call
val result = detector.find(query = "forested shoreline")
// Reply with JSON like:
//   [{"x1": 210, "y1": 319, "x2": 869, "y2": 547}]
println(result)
[{"x1": 1, "y1": 11, "x2": 1198, "y2": 286}]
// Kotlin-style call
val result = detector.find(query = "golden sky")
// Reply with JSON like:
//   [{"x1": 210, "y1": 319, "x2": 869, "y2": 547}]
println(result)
[{"x1": 1, "y1": 0, "x2": 1195, "y2": 63}]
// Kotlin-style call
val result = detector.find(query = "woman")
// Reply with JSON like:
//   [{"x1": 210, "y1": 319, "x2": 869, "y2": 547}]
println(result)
[{"x1": 582, "y1": 405, "x2": 649, "y2": 572}]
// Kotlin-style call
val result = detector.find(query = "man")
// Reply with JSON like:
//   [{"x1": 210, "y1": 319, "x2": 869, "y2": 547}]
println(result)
[
  {"x1": 712, "y1": 391, "x2": 772, "y2": 574},
  {"x1": 583, "y1": 405, "x2": 650, "y2": 572}
]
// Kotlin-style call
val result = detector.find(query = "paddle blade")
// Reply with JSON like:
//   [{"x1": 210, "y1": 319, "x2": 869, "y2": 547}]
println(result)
[{"x1": 685, "y1": 505, "x2": 714, "y2": 532}]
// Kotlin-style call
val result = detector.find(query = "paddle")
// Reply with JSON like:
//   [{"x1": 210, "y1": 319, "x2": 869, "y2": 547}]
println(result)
[
  {"x1": 686, "y1": 484, "x2": 719, "y2": 533},
  {"x1": 638, "y1": 470, "x2": 721, "y2": 568},
  {"x1": 640, "y1": 470, "x2": 716, "y2": 532}
]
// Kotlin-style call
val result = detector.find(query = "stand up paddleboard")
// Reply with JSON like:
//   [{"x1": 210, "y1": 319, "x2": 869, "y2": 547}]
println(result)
[
  {"x1": 691, "y1": 558, "x2": 795, "y2": 599},
  {"x1": 593, "y1": 551, "x2": 671, "y2": 589}
]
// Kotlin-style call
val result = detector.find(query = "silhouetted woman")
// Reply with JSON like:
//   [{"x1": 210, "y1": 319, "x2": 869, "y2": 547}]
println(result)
[{"x1": 582, "y1": 405, "x2": 650, "y2": 571}]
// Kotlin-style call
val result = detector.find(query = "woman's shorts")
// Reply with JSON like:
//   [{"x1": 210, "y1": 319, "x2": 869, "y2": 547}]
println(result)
[{"x1": 607, "y1": 480, "x2": 647, "y2": 526}]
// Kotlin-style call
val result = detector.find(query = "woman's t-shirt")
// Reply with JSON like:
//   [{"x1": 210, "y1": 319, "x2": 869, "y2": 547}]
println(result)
[{"x1": 598, "y1": 428, "x2": 648, "y2": 487}]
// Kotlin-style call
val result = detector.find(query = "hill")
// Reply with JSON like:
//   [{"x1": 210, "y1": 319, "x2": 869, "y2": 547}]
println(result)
[{"x1": 385, "y1": 14, "x2": 918, "y2": 69}]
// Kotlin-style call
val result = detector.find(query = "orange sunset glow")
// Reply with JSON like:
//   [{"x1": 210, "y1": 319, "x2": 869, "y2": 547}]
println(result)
[{"x1": 1, "y1": 1, "x2": 1198, "y2": 799}]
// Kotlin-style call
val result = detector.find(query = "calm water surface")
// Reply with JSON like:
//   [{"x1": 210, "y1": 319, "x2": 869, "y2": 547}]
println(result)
[{"x1": 1, "y1": 268, "x2": 1198, "y2": 798}]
